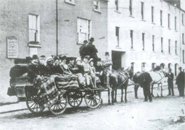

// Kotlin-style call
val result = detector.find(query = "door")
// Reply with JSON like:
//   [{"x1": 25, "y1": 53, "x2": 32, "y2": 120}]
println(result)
[{"x1": 112, "y1": 51, "x2": 122, "y2": 70}]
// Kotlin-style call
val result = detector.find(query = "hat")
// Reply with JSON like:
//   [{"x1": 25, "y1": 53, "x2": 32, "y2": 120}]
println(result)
[
  {"x1": 89, "y1": 37, "x2": 94, "y2": 42},
  {"x1": 46, "y1": 57, "x2": 53, "y2": 62},
  {"x1": 76, "y1": 57, "x2": 81, "y2": 61},
  {"x1": 61, "y1": 55, "x2": 67, "y2": 60},
  {"x1": 105, "y1": 52, "x2": 109, "y2": 56},
  {"x1": 83, "y1": 40, "x2": 88, "y2": 43},
  {"x1": 40, "y1": 55, "x2": 46, "y2": 58},
  {"x1": 179, "y1": 67, "x2": 182, "y2": 70},
  {"x1": 89, "y1": 58, "x2": 94, "y2": 63},
  {"x1": 32, "y1": 55, "x2": 38, "y2": 60}
]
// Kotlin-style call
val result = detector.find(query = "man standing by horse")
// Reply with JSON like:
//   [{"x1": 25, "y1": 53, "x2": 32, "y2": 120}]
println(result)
[
  {"x1": 176, "y1": 67, "x2": 185, "y2": 97},
  {"x1": 167, "y1": 68, "x2": 174, "y2": 96},
  {"x1": 102, "y1": 52, "x2": 112, "y2": 89}
]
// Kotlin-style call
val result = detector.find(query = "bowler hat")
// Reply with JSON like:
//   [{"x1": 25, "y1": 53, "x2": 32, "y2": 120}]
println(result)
[
  {"x1": 105, "y1": 52, "x2": 109, "y2": 56},
  {"x1": 179, "y1": 67, "x2": 182, "y2": 70},
  {"x1": 32, "y1": 55, "x2": 38, "y2": 60},
  {"x1": 89, "y1": 37, "x2": 94, "y2": 42}
]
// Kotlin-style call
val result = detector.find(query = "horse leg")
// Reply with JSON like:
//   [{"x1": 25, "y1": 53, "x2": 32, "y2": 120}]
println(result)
[
  {"x1": 160, "y1": 83, "x2": 163, "y2": 97},
  {"x1": 115, "y1": 88, "x2": 117, "y2": 102},
  {"x1": 108, "y1": 88, "x2": 110, "y2": 105},
  {"x1": 125, "y1": 86, "x2": 127, "y2": 102},
  {"x1": 143, "y1": 86, "x2": 148, "y2": 102},
  {"x1": 121, "y1": 88, "x2": 123, "y2": 102},
  {"x1": 134, "y1": 85, "x2": 139, "y2": 99},
  {"x1": 147, "y1": 83, "x2": 152, "y2": 102},
  {"x1": 111, "y1": 88, "x2": 114, "y2": 105}
]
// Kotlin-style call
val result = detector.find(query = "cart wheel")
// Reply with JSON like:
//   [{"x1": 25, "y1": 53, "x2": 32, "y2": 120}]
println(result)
[
  {"x1": 68, "y1": 91, "x2": 83, "y2": 108},
  {"x1": 26, "y1": 95, "x2": 44, "y2": 114},
  {"x1": 84, "y1": 91, "x2": 101, "y2": 109},
  {"x1": 49, "y1": 95, "x2": 68, "y2": 115}
]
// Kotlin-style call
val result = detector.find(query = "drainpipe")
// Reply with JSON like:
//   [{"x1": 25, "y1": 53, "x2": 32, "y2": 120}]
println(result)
[{"x1": 56, "y1": 0, "x2": 59, "y2": 56}]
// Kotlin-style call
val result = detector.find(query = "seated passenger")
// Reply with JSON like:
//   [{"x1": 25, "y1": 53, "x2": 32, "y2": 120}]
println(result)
[
  {"x1": 81, "y1": 55, "x2": 95, "y2": 88},
  {"x1": 68, "y1": 57, "x2": 79, "y2": 74},
  {"x1": 59, "y1": 56, "x2": 72, "y2": 75},
  {"x1": 28, "y1": 55, "x2": 41, "y2": 83},
  {"x1": 89, "y1": 58, "x2": 97, "y2": 88},
  {"x1": 96, "y1": 58, "x2": 103, "y2": 85}
]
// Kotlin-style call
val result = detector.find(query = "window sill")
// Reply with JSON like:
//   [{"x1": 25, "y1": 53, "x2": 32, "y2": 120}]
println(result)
[
  {"x1": 141, "y1": 19, "x2": 146, "y2": 22},
  {"x1": 93, "y1": 9, "x2": 102, "y2": 14},
  {"x1": 64, "y1": 1, "x2": 76, "y2": 6},
  {"x1": 114, "y1": 10, "x2": 121, "y2": 14},
  {"x1": 28, "y1": 42, "x2": 41, "y2": 48},
  {"x1": 129, "y1": 15, "x2": 134, "y2": 18}
]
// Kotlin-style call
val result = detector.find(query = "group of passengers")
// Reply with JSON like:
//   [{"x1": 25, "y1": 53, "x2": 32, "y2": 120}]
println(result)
[{"x1": 27, "y1": 37, "x2": 113, "y2": 89}]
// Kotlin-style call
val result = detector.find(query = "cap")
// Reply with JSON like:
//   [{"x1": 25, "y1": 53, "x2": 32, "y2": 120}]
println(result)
[
  {"x1": 179, "y1": 67, "x2": 182, "y2": 70},
  {"x1": 46, "y1": 57, "x2": 53, "y2": 62},
  {"x1": 89, "y1": 58, "x2": 94, "y2": 63},
  {"x1": 40, "y1": 55, "x2": 46, "y2": 58},
  {"x1": 89, "y1": 37, "x2": 94, "y2": 42},
  {"x1": 105, "y1": 52, "x2": 109, "y2": 56},
  {"x1": 32, "y1": 55, "x2": 38, "y2": 60}
]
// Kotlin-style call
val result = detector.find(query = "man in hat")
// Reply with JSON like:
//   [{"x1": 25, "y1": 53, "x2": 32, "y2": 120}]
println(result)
[
  {"x1": 28, "y1": 55, "x2": 41, "y2": 82},
  {"x1": 102, "y1": 52, "x2": 112, "y2": 88},
  {"x1": 87, "y1": 37, "x2": 98, "y2": 67},
  {"x1": 167, "y1": 68, "x2": 174, "y2": 96},
  {"x1": 176, "y1": 67, "x2": 185, "y2": 96},
  {"x1": 96, "y1": 58, "x2": 104, "y2": 85},
  {"x1": 79, "y1": 40, "x2": 88, "y2": 59}
]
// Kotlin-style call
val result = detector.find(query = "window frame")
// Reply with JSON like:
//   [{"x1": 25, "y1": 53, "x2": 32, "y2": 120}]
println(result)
[
  {"x1": 77, "y1": 18, "x2": 92, "y2": 45},
  {"x1": 141, "y1": 2, "x2": 144, "y2": 20},
  {"x1": 115, "y1": 26, "x2": 120, "y2": 47},
  {"x1": 115, "y1": 0, "x2": 119, "y2": 11},
  {"x1": 142, "y1": 33, "x2": 145, "y2": 51},
  {"x1": 175, "y1": 41, "x2": 177, "y2": 55},
  {"x1": 151, "y1": 6, "x2": 154, "y2": 23},
  {"x1": 160, "y1": 10, "x2": 163, "y2": 26},
  {"x1": 168, "y1": 39, "x2": 171, "y2": 54},
  {"x1": 28, "y1": 14, "x2": 40, "y2": 43},
  {"x1": 152, "y1": 35, "x2": 155, "y2": 52},
  {"x1": 130, "y1": 30, "x2": 133, "y2": 49},
  {"x1": 168, "y1": 14, "x2": 170, "y2": 29},
  {"x1": 129, "y1": 0, "x2": 132, "y2": 16},
  {"x1": 175, "y1": 16, "x2": 177, "y2": 30},
  {"x1": 161, "y1": 37, "x2": 163, "y2": 53},
  {"x1": 182, "y1": 33, "x2": 184, "y2": 44}
]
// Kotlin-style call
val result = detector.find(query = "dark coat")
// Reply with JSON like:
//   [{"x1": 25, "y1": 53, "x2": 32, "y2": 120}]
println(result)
[
  {"x1": 176, "y1": 71, "x2": 185, "y2": 85},
  {"x1": 28, "y1": 63, "x2": 40, "y2": 82},
  {"x1": 167, "y1": 72, "x2": 174, "y2": 82}
]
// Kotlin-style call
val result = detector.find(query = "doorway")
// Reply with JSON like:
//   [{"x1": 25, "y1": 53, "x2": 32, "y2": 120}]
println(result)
[{"x1": 112, "y1": 51, "x2": 123, "y2": 70}]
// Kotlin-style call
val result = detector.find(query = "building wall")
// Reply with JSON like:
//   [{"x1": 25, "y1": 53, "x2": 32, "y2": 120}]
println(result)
[{"x1": 107, "y1": 0, "x2": 185, "y2": 75}]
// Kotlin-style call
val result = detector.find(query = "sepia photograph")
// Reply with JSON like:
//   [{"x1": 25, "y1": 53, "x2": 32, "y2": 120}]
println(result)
[{"x1": 0, "y1": 0, "x2": 185, "y2": 129}]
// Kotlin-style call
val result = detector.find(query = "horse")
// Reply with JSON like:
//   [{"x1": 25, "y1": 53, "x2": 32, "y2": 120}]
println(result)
[
  {"x1": 133, "y1": 67, "x2": 168, "y2": 100},
  {"x1": 133, "y1": 71, "x2": 153, "y2": 102},
  {"x1": 108, "y1": 67, "x2": 133, "y2": 104}
]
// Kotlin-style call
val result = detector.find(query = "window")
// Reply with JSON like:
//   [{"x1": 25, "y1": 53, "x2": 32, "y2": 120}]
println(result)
[
  {"x1": 152, "y1": 35, "x2": 155, "y2": 52},
  {"x1": 175, "y1": 64, "x2": 178, "y2": 76},
  {"x1": 93, "y1": 0, "x2": 100, "y2": 11},
  {"x1": 131, "y1": 62, "x2": 134, "y2": 74},
  {"x1": 175, "y1": 16, "x2": 177, "y2": 30},
  {"x1": 141, "y1": 62, "x2": 145, "y2": 71},
  {"x1": 130, "y1": 30, "x2": 133, "y2": 49},
  {"x1": 77, "y1": 18, "x2": 91, "y2": 44},
  {"x1": 142, "y1": 33, "x2": 145, "y2": 50},
  {"x1": 182, "y1": 14, "x2": 184, "y2": 25},
  {"x1": 29, "y1": 14, "x2": 40, "y2": 42},
  {"x1": 182, "y1": 33, "x2": 184, "y2": 44},
  {"x1": 141, "y1": 2, "x2": 144, "y2": 20},
  {"x1": 151, "y1": 6, "x2": 154, "y2": 23},
  {"x1": 168, "y1": 39, "x2": 171, "y2": 54},
  {"x1": 183, "y1": 50, "x2": 185, "y2": 63},
  {"x1": 115, "y1": 0, "x2": 119, "y2": 11},
  {"x1": 168, "y1": 14, "x2": 170, "y2": 29},
  {"x1": 116, "y1": 27, "x2": 120, "y2": 47},
  {"x1": 129, "y1": 0, "x2": 132, "y2": 16},
  {"x1": 175, "y1": 41, "x2": 177, "y2": 55},
  {"x1": 161, "y1": 37, "x2": 163, "y2": 52},
  {"x1": 160, "y1": 10, "x2": 163, "y2": 26}
]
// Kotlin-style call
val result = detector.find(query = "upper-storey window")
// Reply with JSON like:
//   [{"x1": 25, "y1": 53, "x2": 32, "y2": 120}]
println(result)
[
  {"x1": 130, "y1": 30, "x2": 133, "y2": 49},
  {"x1": 161, "y1": 37, "x2": 163, "y2": 53},
  {"x1": 93, "y1": 0, "x2": 100, "y2": 11},
  {"x1": 29, "y1": 14, "x2": 40, "y2": 43},
  {"x1": 175, "y1": 16, "x2": 177, "y2": 30},
  {"x1": 116, "y1": 26, "x2": 120, "y2": 47},
  {"x1": 129, "y1": 0, "x2": 132, "y2": 16},
  {"x1": 182, "y1": 33, "x2": 184, "y2": 44},
  {"x1": 151, "y1": 6, "x2": 154, "y2": 23},
  {"x1": 115, "y1": 0, "x2": 119, "y2": 11},
  {"x1": 168, "y1": 14, "x2": 170, "y2": 29},
  {"x1": 152, "y1": 35, "x2": 155, "y2": 52},
  {"x1": 141, "y1": 2, "x2": 144, "y2": 20},
  {"x1": 77, "y1": 18, "x2": 91, "y2": 44},
  {"x1": 142, "y1": 33, "x2": 145, "y2": 50},
  {"x1": 160, "y1": 10, "x2": 163, "y2": 26},
  {"x1": 168, "y1": 39, "x2": 171, "y2": 54},
  {"x1": 182, "y1": 14, "x2": 184, "y2": 25},
  {"x1": 175, "y1": 41, "x2": 177, "y2": 55}
]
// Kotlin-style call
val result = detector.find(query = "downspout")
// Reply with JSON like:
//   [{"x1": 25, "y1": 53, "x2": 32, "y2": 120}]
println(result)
[{"x1": 56, "y1": 0, "x2": 59, "y2": 56}]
